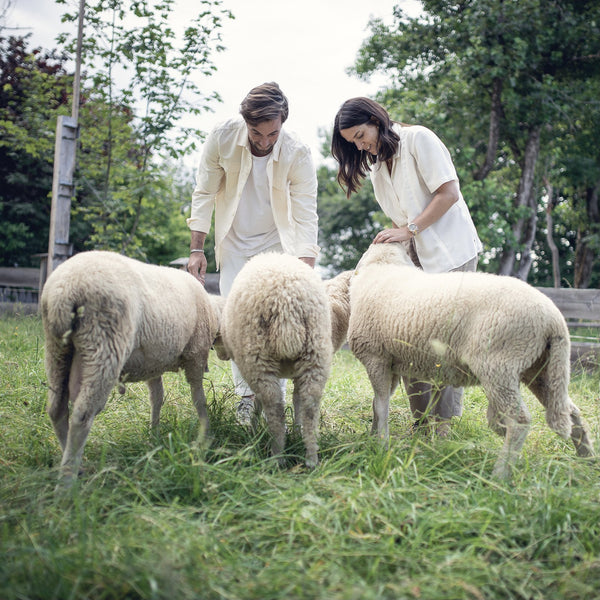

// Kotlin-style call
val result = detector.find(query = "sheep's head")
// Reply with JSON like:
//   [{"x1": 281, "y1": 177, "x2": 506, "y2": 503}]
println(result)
[
  {"x1": 325, "y1": 271, "x2": 352, "y2": 352},
  {"x1": 208, "y1": 295, "x2": 231, "y2": 360},
  {"x1": 212, "y1": 331, "x2": 231, "y2": 361},
  {"x1": 355, "y1": 242, "x2": 414, "y2": 271},
  {"x1": 208, "y1": 294, "x2": 227, "y2": 320}
]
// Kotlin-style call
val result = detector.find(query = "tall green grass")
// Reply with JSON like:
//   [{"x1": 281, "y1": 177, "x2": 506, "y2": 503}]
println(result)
[{"x1": 1, "y1": 312, "x2": 599, "y2": 600}]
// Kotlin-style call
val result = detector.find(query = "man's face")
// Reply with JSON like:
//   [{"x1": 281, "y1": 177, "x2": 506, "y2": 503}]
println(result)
[{"x1": 247, "y1": 116, "x2": 282, "y2": 156}]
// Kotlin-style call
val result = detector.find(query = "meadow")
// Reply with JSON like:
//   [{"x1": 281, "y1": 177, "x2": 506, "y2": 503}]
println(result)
[{"x1": 1, "y1": 311, "x2": 599, "y2": 600}]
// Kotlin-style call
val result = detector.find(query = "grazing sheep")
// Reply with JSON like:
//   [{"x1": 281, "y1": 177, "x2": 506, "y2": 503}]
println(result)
[
  {"x1": 346, "y1": 242, "x2": 593, "y2": 479},
  {"x1": 213, "y1": 253, "x2": 336, "y2": 468},
  {"x1": 41, "y1": 250, "x2": 225, "y2": 484}
]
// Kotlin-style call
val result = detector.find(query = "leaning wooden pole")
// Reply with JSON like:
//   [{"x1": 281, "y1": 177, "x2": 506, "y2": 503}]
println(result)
[{"x1": 45, "y1": 0, "x2": 85, "y2": 281}]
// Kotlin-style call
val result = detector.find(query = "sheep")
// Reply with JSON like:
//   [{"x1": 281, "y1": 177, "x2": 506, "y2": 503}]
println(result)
[
  {"x1": 346, "y1": 242, "x2": 594, "y2": 479},
  {"x1": 324, "y1": 269, "x2": 353, "y2": 353},
  {"x1": 41, "y1": 250, "x2": 225, "y2": 485},
  {"x1": 213, "y1": 253, "x2": 340, "y2": 468}
]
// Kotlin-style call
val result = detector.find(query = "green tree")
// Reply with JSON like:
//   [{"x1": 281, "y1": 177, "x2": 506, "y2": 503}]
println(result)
[
  {"x1": 314, "y1": 130, "x2": 389, "y2": 274},
  {"x1": 317, "y1": 163, "x2": 388, "y2": 274},
  {"x1": 352, "y1": 0, "x2": 600, "y2": 285},
  {"x1": 0, "y1": 35, "x2": 71, "y2": 267},
  {"x1": 56, "y1": 0, "x2": 232, "y2": 258}
]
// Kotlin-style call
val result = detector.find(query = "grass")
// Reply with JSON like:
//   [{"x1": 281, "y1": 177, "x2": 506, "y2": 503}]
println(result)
[{"x1": 1, "y1": 311, "x2": 600, "y2": 600}]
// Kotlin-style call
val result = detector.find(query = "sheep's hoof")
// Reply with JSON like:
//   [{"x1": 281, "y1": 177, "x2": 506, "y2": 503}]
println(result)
[
  {"x1": 435, "y1": 421, "x2": 451, "y2": 438},
  {"x1": 491, "y1": 462, "x2": 512, "y2": 481},
  {"x1": 305, "y1": 457, "x2": 319, "y2": 470}
]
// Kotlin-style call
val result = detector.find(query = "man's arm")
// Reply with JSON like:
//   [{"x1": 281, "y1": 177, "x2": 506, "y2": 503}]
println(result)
[
  {"x1": 289, "y1": 152, "x2": 319, "y2": 266},
  {"x1": 186, "y1": 128, "x2": 223, "y2": 283}
]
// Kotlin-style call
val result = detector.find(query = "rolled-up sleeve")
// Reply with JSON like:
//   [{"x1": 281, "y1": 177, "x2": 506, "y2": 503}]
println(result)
[
  {"x1": 289, "y1": 150, "x2": 320, "y2": 258},
  {"x1": 186, "y1": 129, "x2": 224, "y2": 232}
]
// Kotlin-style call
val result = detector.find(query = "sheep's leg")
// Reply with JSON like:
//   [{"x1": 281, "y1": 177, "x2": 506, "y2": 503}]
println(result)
[
  {"x1": 569, "y1": 403, "x2": 594, "y2": 457},
  {"x1": 293, "y1": 370, "x2": 326, "y2": 469},
  {"x1": 45, "y1": 339, "x2": 74, "y2": 451},
  {"x1": 254, "y1": 377, "x2": 286, "y2": 464},
  {"x1": 364, "y1": 359, "x2": 394, "y2": 439},
  {"x1": 491, "y1": 415, "x2": 530, "y2": 480},
  {"x1": 390, "y1": 373, "x2": 399, "y2": 399},
  {"x1": 185, "y1": 363, "x2": 210, "y2": 439},
  {"x1": 524, "y1": 365, "x2": 593, "y2": 457},
  {"x1": 484, "y1": 380, "x2": 531, "y2": 480},
  {"x1": 191, "y1": 383, "x2": 209, "y2": 439},
  {"x1": 147, "y1": 376, "x2": 164, "y2": 430},
  {"x1": 59, "y1": 373, "x2": 116, "y2": 485}
]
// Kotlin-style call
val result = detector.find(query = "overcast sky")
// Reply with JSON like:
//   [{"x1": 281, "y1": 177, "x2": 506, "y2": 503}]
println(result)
[{"x1": 4, "y1": 0, "x2": 422, "y2": 166}]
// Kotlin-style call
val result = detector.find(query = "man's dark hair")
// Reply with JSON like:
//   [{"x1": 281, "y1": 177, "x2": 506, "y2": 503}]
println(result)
[{"x1": 240, "y1": 82, "x2": 289, "y2": 126}]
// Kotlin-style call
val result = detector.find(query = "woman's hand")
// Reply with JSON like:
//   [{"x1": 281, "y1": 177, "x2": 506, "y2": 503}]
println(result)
[
  {"x1": 373, "y1": 227, "x2": 412, "y2": 244},
  {"x1": 373, "y1": 181, "x2": 460, "y2": 245}
]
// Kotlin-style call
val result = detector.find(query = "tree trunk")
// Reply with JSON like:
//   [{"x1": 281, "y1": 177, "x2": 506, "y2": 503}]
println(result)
[
  {"x1": 473, "y1": 77, "x2": 503, "y2": 182},
  {"x1": 573, "y1": 181, "x2": 599, "y2": 289},
  {"x1": 497, "y1": 125, "x2": 541, "y2": 276},
  {"x1": 542, "y1": 176, "x2": 561, "y2": 288},
  {"x1": 515, "y1": 201, "x2": 537, "y2": 281}
]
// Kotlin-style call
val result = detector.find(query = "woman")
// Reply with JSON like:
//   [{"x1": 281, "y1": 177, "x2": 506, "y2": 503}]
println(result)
[{"x1": 331, "y1": 97, "x2": 483, "y2": 435}]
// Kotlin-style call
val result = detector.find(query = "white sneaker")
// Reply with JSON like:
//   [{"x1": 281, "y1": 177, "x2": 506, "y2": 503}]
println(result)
[{"x1": 236, "y1": 395, "x2": 255, "y2": 427}]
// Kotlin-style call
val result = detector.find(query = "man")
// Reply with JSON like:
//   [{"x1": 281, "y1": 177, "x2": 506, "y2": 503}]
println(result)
[{"x1": 186, "y1": 82, "x2": 319, "y2": 425}]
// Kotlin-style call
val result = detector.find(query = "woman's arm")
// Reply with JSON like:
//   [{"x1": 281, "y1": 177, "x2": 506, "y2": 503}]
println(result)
[{"x1": 373, "y1": 180, "x2": 459, "y2": 244}]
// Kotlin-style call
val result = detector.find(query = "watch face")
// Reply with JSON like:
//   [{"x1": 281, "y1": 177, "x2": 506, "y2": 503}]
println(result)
[{"x1": 409, "y1": 223, "x2": 418, "y2": 233}]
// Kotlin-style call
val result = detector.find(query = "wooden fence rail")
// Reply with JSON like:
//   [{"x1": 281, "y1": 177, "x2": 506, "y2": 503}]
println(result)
[
  {"x1": 536, "y1": 287, "x2": 600, "y2": 368},
  {"x1": 1, "y1": 264, "x2": 598, "y2": 368}
]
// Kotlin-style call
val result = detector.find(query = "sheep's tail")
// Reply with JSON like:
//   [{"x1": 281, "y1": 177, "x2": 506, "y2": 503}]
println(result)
[
  {"x1": 541, "y1": 334, "x2": 573, "y2": 439},
  {"x1": 41, "y1": 285, "x2": 85, "y2": 348},
  {"x1": 261, "y1": 291, "x2": 329, "y2": 359},
  {"x1": 266, "y1": 308, "x2": 309, "y2": 358}
]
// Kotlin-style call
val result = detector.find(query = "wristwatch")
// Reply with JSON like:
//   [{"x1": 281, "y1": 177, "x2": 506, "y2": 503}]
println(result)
[{"x1": 408, "y1": 222, "x2": 419, "y2": 236}]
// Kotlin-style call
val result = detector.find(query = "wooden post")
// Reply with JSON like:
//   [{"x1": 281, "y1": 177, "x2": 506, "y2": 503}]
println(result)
[
  {"x1": 46, "y1": 116, "x2": 77, "y2": 276},
  {"x1": 44, "y1": 0, "x2": 85, "y2": 281}
]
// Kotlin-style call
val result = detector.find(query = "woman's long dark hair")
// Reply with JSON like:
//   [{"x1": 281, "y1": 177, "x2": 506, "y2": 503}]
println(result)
[{"x1": 331, "y1": 97, "x2": 400, "y2": 197}]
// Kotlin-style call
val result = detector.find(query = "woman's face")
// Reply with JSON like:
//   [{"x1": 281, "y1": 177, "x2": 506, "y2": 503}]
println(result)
[{"x1": 339, "y1": 122, "x2": 379, "y2": 155}]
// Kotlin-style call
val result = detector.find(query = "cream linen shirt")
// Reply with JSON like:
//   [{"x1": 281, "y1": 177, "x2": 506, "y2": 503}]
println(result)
[
  {"x1": 187, "y1": 117, "x2": 319, "y2": 268},
  {"x1": 371, "y1": 124, "x2": 482, "y2": 273}
]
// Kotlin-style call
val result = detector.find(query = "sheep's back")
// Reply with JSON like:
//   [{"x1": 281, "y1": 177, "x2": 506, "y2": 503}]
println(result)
[
  {"x1": 349, "y1": 264, "x2": 569, "y2": 383},
  {"x1": 42, "y1": 251, "x2": 217, "y2": 379},
  {"x1": 223, "y1": 254, "x2": 331, "y2": 363}
]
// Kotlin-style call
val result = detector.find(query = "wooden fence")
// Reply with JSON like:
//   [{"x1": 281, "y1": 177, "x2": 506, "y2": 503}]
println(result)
[
  {"x1": 535, "y1": 287, "x2": 600, "y2": 369},
  {"x1": 0, "y1": 267, "x2": 41, "y2": 306},
  {"x1": 1, "y1": 263, "x2": 598, "y2": 368}
]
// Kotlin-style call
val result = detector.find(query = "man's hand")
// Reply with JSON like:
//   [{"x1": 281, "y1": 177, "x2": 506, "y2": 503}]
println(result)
[
  {"x1": 188, "y1": 231, "x2": 208, "y2": 284},
  {"x1": 187, "y1": 251, "x2": 207, "y2": 285}
]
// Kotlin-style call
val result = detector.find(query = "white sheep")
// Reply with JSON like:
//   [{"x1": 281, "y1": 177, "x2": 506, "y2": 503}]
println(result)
[
  {"x1": 213, "y1": 253, "x2": 338, "y2": 468},
  {"x1": 324, "y1": 269, "x2": 353, "y2": 353},
  {"x1": 41, "y1": 250, "x2": 225, "y2": 484},
  {"x1": 346, "y1": 242, "x2": 594, "y2": 479}
]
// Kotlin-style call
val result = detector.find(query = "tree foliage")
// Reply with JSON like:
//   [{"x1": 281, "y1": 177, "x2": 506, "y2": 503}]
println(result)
[
  {"x1": 0, "y1": 35, "x2": 71, "y2": 266},
  {"x1": 55, "y1": 0, "x2": 232, "y2": 260},
  {"x1": 317, "y1": 161, "x2": 389, "y2": 274},
  {"x1": 347, "y1": 0, "x2": 600, "y2": 286},
  {"x1": 0, "y1": 0, "x2": 231, "y2": 268}
]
